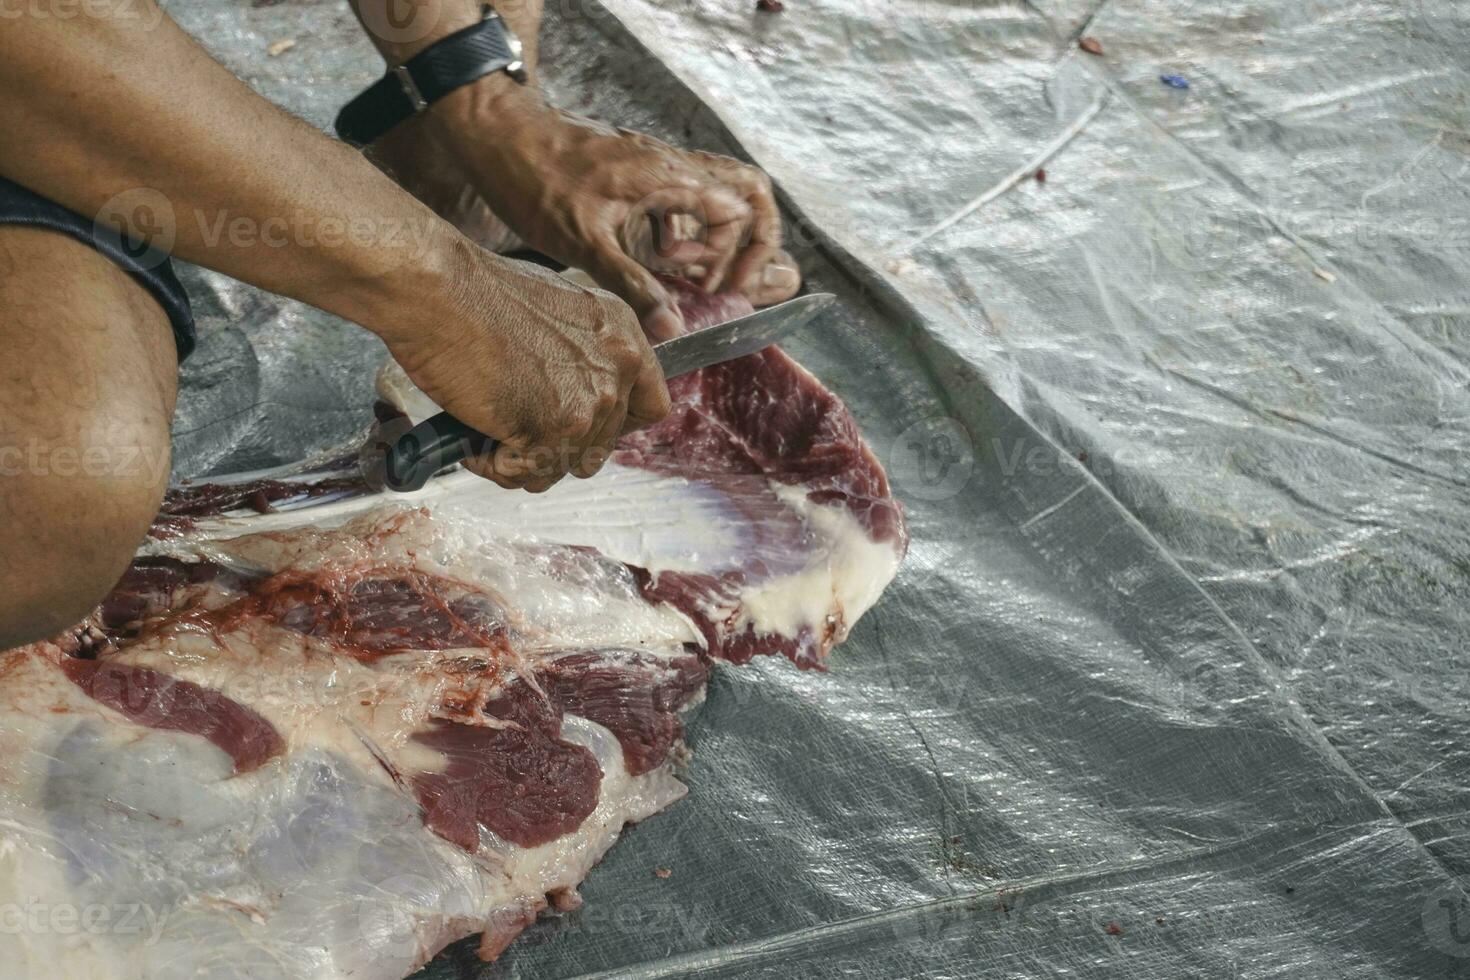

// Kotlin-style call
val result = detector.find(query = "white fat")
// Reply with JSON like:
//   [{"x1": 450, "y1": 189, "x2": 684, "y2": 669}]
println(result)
[
  {"x1": 152, "y1": 455, "x2": 900, "y2": 656},
  {"x1": 733, "y1": 485, "x2": 903, "y2": 642},
  {"x1": 433, "y1": 467, "x2": 750, "y2": 574}
]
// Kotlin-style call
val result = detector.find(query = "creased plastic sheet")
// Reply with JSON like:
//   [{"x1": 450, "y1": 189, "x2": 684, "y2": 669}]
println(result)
[{"x1": 156, "y1": 0, "x2": 1470, "y2": 976}]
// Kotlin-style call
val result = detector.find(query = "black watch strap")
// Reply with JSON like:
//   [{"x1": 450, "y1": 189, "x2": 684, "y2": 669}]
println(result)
[{"x1": 335, "y1": 7, "x2": 525, "y2": 148}]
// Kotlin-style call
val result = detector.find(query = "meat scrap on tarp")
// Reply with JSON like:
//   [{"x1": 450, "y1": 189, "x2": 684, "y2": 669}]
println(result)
[{"x1": 0, "y1": 284, "x2": 906, "y2": 979}]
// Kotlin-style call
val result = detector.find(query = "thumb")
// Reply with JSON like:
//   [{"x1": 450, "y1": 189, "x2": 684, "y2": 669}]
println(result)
[{"x1": 587, "y1": 243, "x2": 685, "y2": 341}]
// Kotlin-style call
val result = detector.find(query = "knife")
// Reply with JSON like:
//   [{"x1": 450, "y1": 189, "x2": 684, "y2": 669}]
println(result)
[{"x1": 380, "y1": 292, "x2": 837, "y2": 493}]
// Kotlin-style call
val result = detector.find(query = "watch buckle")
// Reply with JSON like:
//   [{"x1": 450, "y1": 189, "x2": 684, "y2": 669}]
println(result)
[
  {"x1": 392, "y1": 64, "x2": 429, "y2": 114},
  {"x1": 484, "y1": 6, "x2": 529, "y2": 84}
]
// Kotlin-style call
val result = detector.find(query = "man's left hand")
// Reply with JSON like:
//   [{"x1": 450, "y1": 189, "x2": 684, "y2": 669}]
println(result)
[{"x1": 371, "y1": 81, "x2": 803, "y2": 339}]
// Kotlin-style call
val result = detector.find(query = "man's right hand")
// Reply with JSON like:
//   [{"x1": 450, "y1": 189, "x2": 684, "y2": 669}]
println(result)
[{"x1": 381, "y1": 243, "x2": 671, "y2": 492}]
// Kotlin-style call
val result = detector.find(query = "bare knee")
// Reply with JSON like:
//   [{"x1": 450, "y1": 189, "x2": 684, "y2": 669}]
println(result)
[
  {"x1": 0, "y1": 441, "x2": 169, "y2": 650},
  {"x1": 0, "y1": 226, "x2": 178, "y2": 650}
]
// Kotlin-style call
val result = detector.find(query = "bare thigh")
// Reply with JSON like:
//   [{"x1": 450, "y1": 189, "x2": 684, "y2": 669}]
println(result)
[{"x1": 0, "y1": 226, "x2": 179, "y2": 649}]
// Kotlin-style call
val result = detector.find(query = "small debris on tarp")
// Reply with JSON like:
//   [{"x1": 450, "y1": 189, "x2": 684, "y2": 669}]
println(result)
[
  {"x1": 1160, "y1": 73, "x2": 1190, "y2": 89},
  {"x1": 653, "y1": 867, "x2": 672, "y2": 879},
  {"x1": 267, "y1": 38, "x2": 297, "y2": 57},
  {"x1": 1105, "y1": 922, "x2": 1124, "y2": 936},
  {"x1": 1079, "y1": 37, "x2": 1104, "y2": 56},
  {"x1": 756, "y1": 0, "x2": 785, "y2": 11},
  {"x1": 1034, "y1": 168, "x2": 1047, "y2": 183}
]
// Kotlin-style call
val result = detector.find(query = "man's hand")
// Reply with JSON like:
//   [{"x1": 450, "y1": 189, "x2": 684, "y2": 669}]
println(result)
[
  {"x1": 347, "y1": 0, "x2": 801, "y2": 338},
  {"x1": 377, "y1": 86, "x2": 803, "y2": 340},
  {"x1": 383, "y1": 244, "x2": 670, "y2": 491}
]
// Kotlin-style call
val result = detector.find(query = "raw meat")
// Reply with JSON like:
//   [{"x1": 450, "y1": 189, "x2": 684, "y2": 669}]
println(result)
[{"x1": 0, "y1": 282, "x2": 906, "y2": 978}]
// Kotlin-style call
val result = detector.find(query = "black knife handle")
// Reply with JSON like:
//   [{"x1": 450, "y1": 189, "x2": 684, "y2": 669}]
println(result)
[{"x1": 384, "y1": 412, "x2": 496, "y2": 493}]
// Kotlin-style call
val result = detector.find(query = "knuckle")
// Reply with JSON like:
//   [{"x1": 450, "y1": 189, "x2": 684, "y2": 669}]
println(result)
[
  {"x1": 607, "y1": 331, "x2": 646, "y2": 369},
  {"x1": 465, "y1": 458, "x2": 511, "y2": 488},
  {"x1": 584, "y1": 292, "x2": 616, "y2": 330},
  {"x1": 574, "y1": 449, "x2": 611, "y2": 479},
  {"x1": 622, "y1": 336, "x2": 650, "y2": 366},
  {"x1": 744, "y1": 167, "x2": 774, "y2": 195},
  {"x1": 559, "y1": 410, "x2": 590, "y2": 440},
  {"x1": 594, "y1": 292, "x2": 637, "y2": 331}
]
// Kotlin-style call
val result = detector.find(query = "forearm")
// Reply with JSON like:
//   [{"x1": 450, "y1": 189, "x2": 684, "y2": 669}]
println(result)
[{"x1": 0, "y1": 0, "x2": 465, "y2": 342}]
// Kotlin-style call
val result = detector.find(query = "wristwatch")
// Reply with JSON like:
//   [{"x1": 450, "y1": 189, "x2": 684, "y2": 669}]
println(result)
[{"x1": 335, "y1": 4, "x2": 527, "y2": 149}]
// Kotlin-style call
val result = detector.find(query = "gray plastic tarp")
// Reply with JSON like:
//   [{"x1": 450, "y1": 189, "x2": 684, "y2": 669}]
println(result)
[{"x1": 159, "y1": 0, "x2": 1470, "y2": 976}]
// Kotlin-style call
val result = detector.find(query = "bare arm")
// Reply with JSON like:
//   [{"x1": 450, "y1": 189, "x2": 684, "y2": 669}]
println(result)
[
  {"x1": 0, "y1": 0, "x2": 668, "y2": 488},
  {"x1": 0, "y1": 0, "x2": 451, "y2": 334}
]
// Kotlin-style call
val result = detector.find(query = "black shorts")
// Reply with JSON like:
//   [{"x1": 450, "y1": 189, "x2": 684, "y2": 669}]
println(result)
[{"x1": 0, "y1": 176, "x2": 196, "y2": 361}]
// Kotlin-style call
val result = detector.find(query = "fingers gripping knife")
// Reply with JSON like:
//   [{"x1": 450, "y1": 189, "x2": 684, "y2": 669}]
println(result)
[{"x1": 379, "y1": 294, "x2": 837, "y2": 493}]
